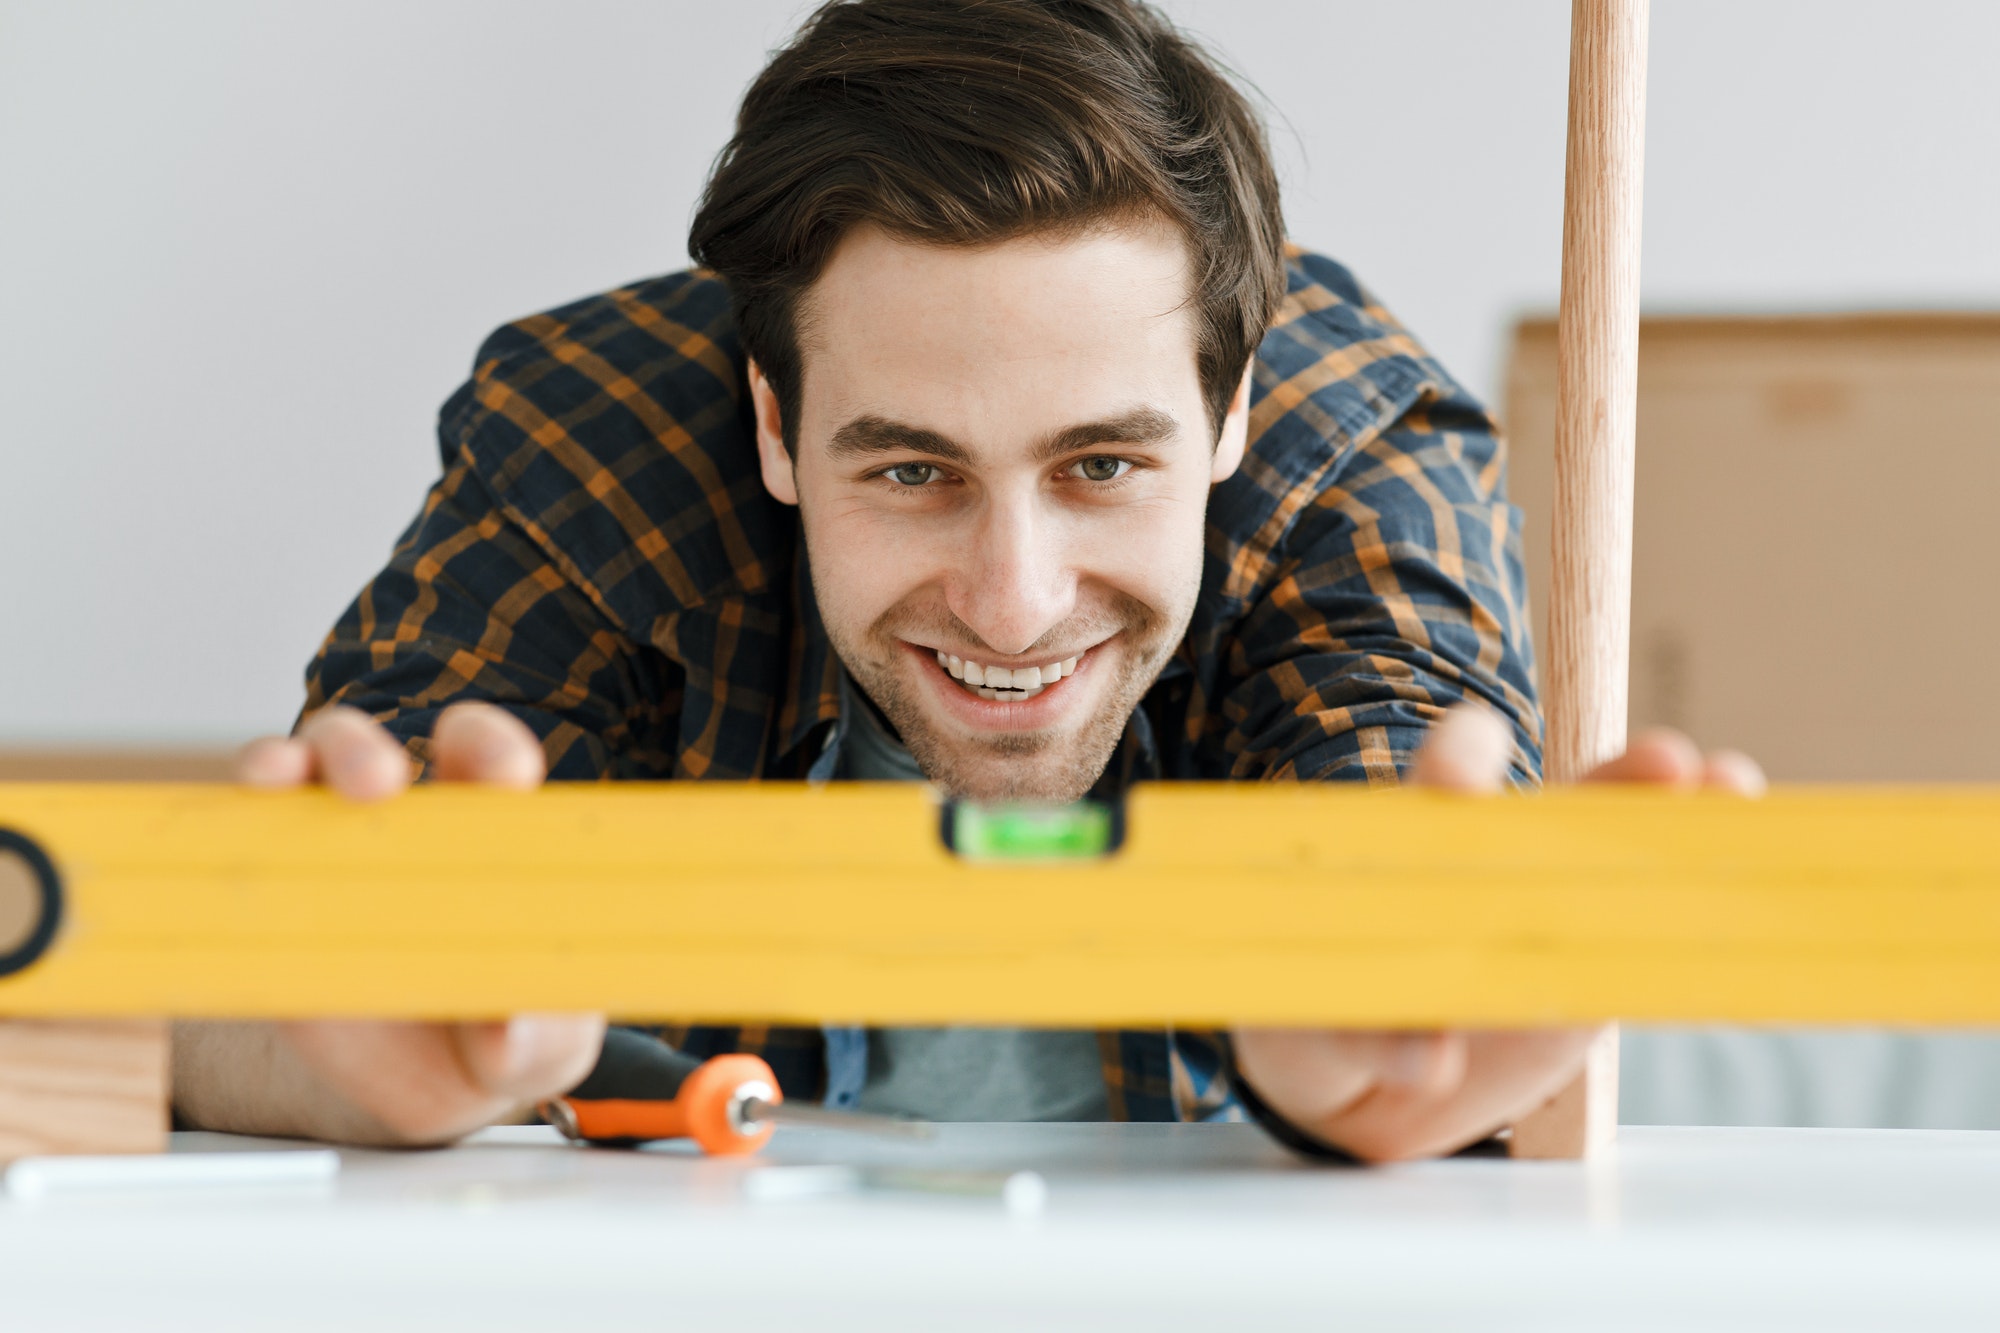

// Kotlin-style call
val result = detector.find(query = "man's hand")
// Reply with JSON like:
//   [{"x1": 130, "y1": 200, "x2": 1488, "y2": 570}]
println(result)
[
  {"x1": 1232, "y1": 705, "x2": 1764, "y2": 1163},
  {"x1": 171, "y1": 703, "x2": 606, "y2": 1146}
]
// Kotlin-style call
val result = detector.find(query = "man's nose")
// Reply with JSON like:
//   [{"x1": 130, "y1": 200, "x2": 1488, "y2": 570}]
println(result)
[{"x1": 945, "y1": 493, "x2": 1077, "y2": 658}]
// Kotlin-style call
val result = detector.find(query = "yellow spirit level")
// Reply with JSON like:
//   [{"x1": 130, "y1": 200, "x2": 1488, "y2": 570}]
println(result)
[{"x1": 2, "y1": 781, "x2": 1997, "y2": 1028}]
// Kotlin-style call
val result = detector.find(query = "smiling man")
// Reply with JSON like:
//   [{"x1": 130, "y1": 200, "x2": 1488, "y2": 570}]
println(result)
[
  {"x1": 764, "y1": 222, "x2": 1234, "y2": 806},
  {"x1": 173, "y1": 0, "x2": 1758, "y2": 1160}
]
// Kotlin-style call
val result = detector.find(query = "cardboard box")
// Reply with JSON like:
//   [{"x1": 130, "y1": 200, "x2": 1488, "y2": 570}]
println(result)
[{"x1": 1505, "y1": 314, "x2": 2000, "y2": 781}]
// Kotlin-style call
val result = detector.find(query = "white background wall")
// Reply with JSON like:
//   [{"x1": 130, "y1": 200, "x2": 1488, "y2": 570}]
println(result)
[{"x1": 4, "y1": 0, "x2": 1999, "y2": 743}]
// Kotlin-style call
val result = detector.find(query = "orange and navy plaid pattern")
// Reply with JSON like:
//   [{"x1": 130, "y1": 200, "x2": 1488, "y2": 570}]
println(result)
[{"x1": 303, "y1": 249, "x2": 1542, "y2": 1125}]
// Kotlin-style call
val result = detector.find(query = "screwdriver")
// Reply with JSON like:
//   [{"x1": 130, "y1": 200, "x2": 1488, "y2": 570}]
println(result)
[{"x1": 539, "y1": 1027, "x2": 931, "y2": 1156}]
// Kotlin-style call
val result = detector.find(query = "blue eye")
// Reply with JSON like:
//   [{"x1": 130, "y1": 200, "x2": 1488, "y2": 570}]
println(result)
[
  {"x1": 1074, "y1": 457, "x2": 1129, "y2": 482},
  {"x1": 888, "y1": 463, "x2": 940, "y2": 486}
]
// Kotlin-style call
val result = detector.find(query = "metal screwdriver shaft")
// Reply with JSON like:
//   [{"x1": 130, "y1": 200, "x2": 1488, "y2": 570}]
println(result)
[{"x1": 740, "y1": 1098, "x2": 935, "y2": 1141}]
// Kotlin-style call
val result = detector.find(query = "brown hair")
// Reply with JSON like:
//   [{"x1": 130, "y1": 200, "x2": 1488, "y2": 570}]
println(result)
[{"x1": 688, "y1": 0, "x2": 1287, "y2": 450}]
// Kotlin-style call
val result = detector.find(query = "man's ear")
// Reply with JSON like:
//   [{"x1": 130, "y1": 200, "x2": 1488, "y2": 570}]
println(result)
[
  {"x1": 1211, "y1": 361, "x2": 1254, "y2": 484},
  {"x1": 747, "y1": 359, "x2": 799, "y2": 506}
]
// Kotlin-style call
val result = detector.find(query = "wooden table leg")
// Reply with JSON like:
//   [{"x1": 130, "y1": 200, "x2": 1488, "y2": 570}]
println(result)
[{"x1": 1509, "y1": 0, "x2": 1650, "y2": 1160}]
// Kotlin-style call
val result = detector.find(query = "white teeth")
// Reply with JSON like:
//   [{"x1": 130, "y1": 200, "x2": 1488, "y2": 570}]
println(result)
[{"x1": 931, "y1": 648, "x2": 1084, "y2": 699}]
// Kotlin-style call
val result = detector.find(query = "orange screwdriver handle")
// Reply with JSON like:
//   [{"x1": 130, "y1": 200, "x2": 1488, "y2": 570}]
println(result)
[{"x1": 562, "y1": 1052, "x2": 780, "y2": 1156}]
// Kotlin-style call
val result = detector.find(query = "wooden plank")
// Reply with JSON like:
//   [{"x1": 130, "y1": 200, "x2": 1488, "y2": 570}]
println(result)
[
  {"x1": 0, "y1": 1019, "x2": 168, "y2": 1159},
  {"x1": 1, "y1": 782, "x2": 1998, "y2": 1025}
]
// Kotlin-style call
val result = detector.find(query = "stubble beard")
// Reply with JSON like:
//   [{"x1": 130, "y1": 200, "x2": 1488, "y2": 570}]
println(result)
[{"x1": 830, "y1": 591, "x2": 1187, "y2": 805}]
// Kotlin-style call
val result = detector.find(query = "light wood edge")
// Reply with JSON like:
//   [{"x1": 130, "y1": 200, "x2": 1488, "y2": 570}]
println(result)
[
  {"x1": 0, "y1": 1018, "x2": 169, "y2": 1160},
  {"x1": 0, "y1": 751, "x2": 240, "y2": 782}
]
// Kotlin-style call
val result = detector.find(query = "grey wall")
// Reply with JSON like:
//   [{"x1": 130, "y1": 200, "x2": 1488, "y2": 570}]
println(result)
[{"x1": 5, "y1": 0, "x2": 1998, "y2": 742}]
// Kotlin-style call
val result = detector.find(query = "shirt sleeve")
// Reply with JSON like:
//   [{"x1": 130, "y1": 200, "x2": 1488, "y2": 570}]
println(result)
[
  {"x1": 301, "y1": 458, "x2": 671, "y2": 780},
  {"x1": 1212, "y1": 391, "x2": 1544, "y2": 789}
]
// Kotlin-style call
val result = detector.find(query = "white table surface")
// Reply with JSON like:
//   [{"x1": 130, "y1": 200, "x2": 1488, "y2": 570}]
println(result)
[{"x1": 3, "y1": 1122, "x2": 1998, "y2": 1331}]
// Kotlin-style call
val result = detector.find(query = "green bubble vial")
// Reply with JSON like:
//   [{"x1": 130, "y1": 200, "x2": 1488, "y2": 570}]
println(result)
[{"x1": 950, "y1": 801, "x2": 1115, "y2": 862}]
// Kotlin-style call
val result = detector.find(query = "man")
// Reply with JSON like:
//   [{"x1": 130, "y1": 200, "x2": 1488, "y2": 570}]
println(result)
[{"x1": 174, "y1": 0, "x2": 1759, "y2": 1160}]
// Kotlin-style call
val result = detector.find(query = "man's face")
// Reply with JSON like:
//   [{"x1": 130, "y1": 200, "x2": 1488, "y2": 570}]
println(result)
[{"x1": 750, "y1": 221, "x2": 1248, "y2": 803}]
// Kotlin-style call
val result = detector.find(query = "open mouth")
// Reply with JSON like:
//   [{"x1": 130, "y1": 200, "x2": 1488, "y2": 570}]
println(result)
[{"x1": 932, "y1": 649, "x2": 1083, "y2": 702}]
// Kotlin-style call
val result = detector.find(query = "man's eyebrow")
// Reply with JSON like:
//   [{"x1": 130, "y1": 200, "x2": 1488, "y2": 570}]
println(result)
[
  {"x1": 825, "y1": 406, "x2": 1182, "y2": 467},
  {"x1": 1034, "y1": 407, "x2": 1180, "y2": 462},
  {"x1": 827, "y1": 416, "x2": 973, "y2": 466}
]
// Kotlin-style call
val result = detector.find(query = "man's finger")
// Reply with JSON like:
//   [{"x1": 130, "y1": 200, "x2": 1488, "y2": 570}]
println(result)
[
  {"x1": 455, "y1": 1014, "x2": 607, "y2": 1103},
  {"x1": 1378, "y1": 1031, "x2": 1469, "y2": 1096},
  {"x1": 296, "y1": 707, "x2": 414, "y2": 803},
  {"x1": 237, "y1": 735, "x2": 315, "y2": 789},
  {"x1": 431, "y1": 702, "x2": 547, "y2": 789},
  {"x1": 1233, "y1": 1028, "x2": 1379, "y2": 1124},
  {"x1": 1321, "y1": 1026, "x2": 1599, "y2": 1163},
  {"x1": 1233, "y1": 1028, "x2": 1470, "y2": 1128},
  {"x1": 1702, "y1": 748, "x2": 1767, "y2": 796},
  {"x1": 1409, "y1": 703, "x2": 1513, "y2": 793},
  {"x1": 1582, "y1": 726, "x2": 1702, "y2": 787},
  {"x1": 280, "y1": 1018, "x2": 500, "y2": 1145}
]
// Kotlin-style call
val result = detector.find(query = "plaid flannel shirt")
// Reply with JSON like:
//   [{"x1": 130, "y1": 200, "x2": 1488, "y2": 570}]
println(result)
[{"x1": 303, "y1": 247, "x2": 1543, "y2": 1125}]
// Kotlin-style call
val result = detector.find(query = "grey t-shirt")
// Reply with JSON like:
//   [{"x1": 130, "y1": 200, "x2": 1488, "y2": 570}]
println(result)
[{"x1": 836, "y1": 675, "x2": 1110, "y2": 1122}]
